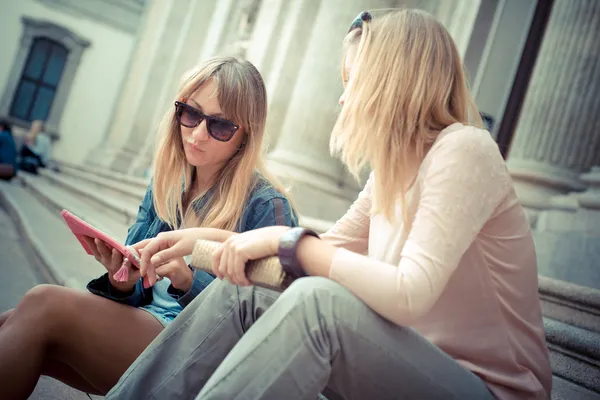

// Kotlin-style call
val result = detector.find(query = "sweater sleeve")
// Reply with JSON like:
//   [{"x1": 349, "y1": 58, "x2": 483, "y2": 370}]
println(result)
[{"x1": 328, "y1": 128, "x2": 512, "y2": 326}]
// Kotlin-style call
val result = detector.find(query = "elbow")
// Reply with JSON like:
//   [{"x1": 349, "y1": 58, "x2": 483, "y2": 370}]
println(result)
[{"x1": 390, "y1": 294, "x2": 434, "y2": 326}]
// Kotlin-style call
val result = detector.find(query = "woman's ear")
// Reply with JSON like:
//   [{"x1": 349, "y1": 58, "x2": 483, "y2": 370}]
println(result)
[{"x1": 237, "y1": 137, "x2": 247, "y2": 151}]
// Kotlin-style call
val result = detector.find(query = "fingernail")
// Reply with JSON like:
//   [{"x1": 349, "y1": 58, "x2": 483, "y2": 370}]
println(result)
[{"x1": 112, "y1": 249, "x2": 117, "y2": 255}]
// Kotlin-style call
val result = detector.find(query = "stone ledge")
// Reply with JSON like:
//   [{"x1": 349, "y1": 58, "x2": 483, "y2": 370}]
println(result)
[
  {"x1": 540, "y1": 276, "x2": 600, "y2": 333},
  {"x1": 551, "y1": 375, "x2": 600, "y2": 399},
  {"x1": 56, "y1": 162, "x2": 338, "y2": 233},
  {"x1": 57, "y1": 160, "x2": 150, "y2": 191},
  {"x1": 534, "y1": 231, "x2": 600, "y2": 290},
  {"x1": 19, "y1": 172, "x2": 130, "y2": 240},
  {"x1": 545, "y1": 318, "x2": 600, "y2": 394},
  {"x1": 57, "y1": 164, "x2": 146, "y2": 203},
  {"x1": 0, "y1": 180, "x2": 105, "y2": 289}
]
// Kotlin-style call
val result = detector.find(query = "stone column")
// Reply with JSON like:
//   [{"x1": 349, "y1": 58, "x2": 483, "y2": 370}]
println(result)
[
  {"x1": 119, "y1": 0, "x2": 230, "y2": 175},
  {"x1": 433, "y1": 0, "x2": 481, "y2": 58},
  {"x1": 87, "y1": 0, "x2": 177, "y2": 169},
  {"x1": 126, "y1": 0, "x2": 260, "y2": 176},
  {"x1": 88, "y1": 0, "x2": 235, "y2": 174},
  {"x1": 506, "y1": 0, "x2": 600, "y2": 211},
  {"x1": 260, "y1": 0, "x2": 321, "y2": 151},
  {"x1": 266, "y1": 0, "x2": 392, "y2": 221},
  {"x1": 245, "y1": 0, "x2": 288, "y2": 81}
]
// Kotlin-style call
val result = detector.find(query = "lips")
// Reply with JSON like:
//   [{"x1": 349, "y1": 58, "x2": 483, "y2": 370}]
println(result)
[{"x1": 187, "y1": 142, "x2": 204, "y2": 152}]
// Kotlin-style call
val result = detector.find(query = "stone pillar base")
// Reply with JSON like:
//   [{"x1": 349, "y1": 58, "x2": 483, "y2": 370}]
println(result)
[
  {"x1": 267, "y1": 150, "x2": 357, "y2": 221},
  {"x1": 110, "y1": 147, "x2": 142, "y2": 175},
  {"x1": 508, "y1": 159, "x2": 587, "y2": 211},
  {"x1": 535, "y1": 166, "x2": 600, "y2": 234}
]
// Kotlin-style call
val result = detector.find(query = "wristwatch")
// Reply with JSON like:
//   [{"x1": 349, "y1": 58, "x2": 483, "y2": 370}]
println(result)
[{"x1": 278, "y1": 227, "x2": 319, "y2": 279}]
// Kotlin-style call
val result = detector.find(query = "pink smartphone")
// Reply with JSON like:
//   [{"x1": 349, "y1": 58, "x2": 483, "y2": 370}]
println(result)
[{"x1": 60, "y1": 209, "x2": 141, "y2": 268}]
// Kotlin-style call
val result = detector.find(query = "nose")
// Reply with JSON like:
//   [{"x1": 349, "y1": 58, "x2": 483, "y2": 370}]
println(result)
[
  {"x1": 192, "y1": 119, "x2": 210, "y2": 142},
  {"x1": 338, "y1": 91, "x2": 346, "y2": 106}
]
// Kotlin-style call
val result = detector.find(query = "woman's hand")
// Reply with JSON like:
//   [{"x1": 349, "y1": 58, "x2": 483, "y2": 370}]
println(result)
[
  {"x1": 82, "y1": 236, "x2": 140, "y2": 293},
  {"x1": 212, "y1": 226, "x2": 290, "y2": 286},
  {"x1": 135, "y1": 228, "x2": 236, "y2": 288},
  {"x1": 154, "y1": 257, "x2": 193, "y2": 292}
]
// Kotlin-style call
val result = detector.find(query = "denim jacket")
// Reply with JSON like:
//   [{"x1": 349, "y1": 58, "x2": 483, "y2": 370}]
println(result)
[{"x1": 87, "y1": 174, "x2": 298, "y2": 309}]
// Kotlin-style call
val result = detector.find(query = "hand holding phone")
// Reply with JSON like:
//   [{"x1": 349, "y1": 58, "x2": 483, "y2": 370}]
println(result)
[
  {"x1": 61, "y1": 210, "x2": 142, "y2": 291},
  {"x1": 80, "y1": 236, "x2": 140, "y2": 291}
]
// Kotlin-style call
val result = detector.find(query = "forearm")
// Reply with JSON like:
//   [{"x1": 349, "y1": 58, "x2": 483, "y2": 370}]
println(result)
[
  {"x1": 196, "y1": 227, "x2": 237, "y2": 243},
  {"x1": 296, "y1": 236, "x2": 337, "y2": 278}
]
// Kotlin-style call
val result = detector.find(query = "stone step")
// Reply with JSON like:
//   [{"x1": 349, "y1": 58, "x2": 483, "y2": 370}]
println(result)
[
  {"x1": 534, "y1": 230, "x2": 600, "y2": 291},
  {"x1": 552, "y1": 376, "x2": 600, "y2": 399},
  {"x1": 539, "y1": 276, "x2": 600, "y2": 334},
  {"x1": 545, "y1": 318, "x2": 600, "y2": 395},
  {"x1": 18, "y1": 172, "x2": 130, "y2": 242},
  {"x1": 58, "y1": 160, "x2": 150, "y2": 191},
  {"x1": 54, "y1": 162, "x2": 336, "y2": 233},
  {"x1": 0, "y1": 180, "x2": 106, "y2": 289},
  {"x1": 33, "y1": 169, "x2": 138, "y2": 230},
  {"x1": 57, "y1": 163, "x2": 146, "y2": 205}
]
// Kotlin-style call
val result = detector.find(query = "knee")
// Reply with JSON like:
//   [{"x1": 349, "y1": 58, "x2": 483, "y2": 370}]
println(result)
[
  {"x1": 16, "y1": 284, "x2": 66, "y2": 322},
  {"x1": 0, "y1": 308, "x2": 15, "y2": 328},
  {"x1": 282, "y1": 276, "x2": 346, "y2": 306}
]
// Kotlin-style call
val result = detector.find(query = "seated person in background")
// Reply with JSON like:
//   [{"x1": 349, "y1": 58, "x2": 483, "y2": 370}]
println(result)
[
  {"x1": 0, "y1": 120, "x2": 18, "y2": 181},
  {"x1": 19, "y1": 120, "x2": 52, "y2": 174}
]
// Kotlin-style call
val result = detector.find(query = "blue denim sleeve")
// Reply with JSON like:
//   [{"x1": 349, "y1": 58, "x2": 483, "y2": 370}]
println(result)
[
  {"x1": 86, "y1": 274, "x2": 150, "y2": 307},
  {"x1": 124, "y1": 186, "x2": 156, "y2": 246},
  {"x1": 243, "y1": 195, "x2": 298, "y2": 230},
  {"x1": 175, "y1": 192, "x2": 298, "y2": 308},
  {"x1": 86, "y1": 185, "x2": 155, "y2": 306},
  {"x1": 0, "y1": 132, "x2": 17, "y2": 171},
  {"x1": 175, "y1": 269, "x2": 217, "y2": 308}
]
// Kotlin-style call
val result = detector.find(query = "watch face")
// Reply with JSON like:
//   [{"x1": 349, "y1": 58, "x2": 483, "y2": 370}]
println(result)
[
  {"x1": 281, "y1": 235, "x2": 295, "y2": 251},
  {"x1": 279, "y1": 228, "x2": 303, "y2": 269}
]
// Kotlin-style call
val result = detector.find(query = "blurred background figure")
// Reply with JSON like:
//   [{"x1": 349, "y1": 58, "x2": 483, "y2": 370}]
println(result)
[
  {"x1": 19, "y1": 120, "x2": 52, "y2": 174},
  {"x1": 0, "y1": 120, "x2": 17, "y2": 180}
]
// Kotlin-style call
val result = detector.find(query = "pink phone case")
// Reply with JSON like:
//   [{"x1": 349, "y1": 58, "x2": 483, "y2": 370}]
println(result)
[{"x1": 60, "y1": 209, "x2": 140, "y2": 268}]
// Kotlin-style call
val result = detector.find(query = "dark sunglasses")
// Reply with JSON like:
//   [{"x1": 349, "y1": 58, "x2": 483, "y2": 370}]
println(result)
[
  {"x1": 348, "y1": 11, "x2": 372, "y2": 33},
  {"x1": 174, "y1": 101, "x2": 239, "y2": 142}
]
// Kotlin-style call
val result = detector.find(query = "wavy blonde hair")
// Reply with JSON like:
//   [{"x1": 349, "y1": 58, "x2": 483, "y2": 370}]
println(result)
[
  {"x1": 331, "y1": 9, "x2": 482, "y2": 224},
  {"x1": 153, "y1": 56, "x2": 289, "y2": 230}
]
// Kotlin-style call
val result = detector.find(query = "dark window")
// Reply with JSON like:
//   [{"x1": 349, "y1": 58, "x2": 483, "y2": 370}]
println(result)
[{"x1": 10, "y1": 37, "x2": 68, "y2": 122}]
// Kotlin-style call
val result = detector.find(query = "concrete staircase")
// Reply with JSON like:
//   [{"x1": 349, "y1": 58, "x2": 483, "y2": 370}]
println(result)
[{"x1": 0, "y1": 163, "x2": 599, "y2": 399}]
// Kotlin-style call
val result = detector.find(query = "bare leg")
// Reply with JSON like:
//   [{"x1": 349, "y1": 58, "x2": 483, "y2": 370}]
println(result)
[
  {"x1": 2, "y1": 309, "x2": 100, "y2": 393},
  {"x1": 0, "y1": 284, "x2": 163, "y2": 399},
  {"x1": 40, "y1": 359, "x2": 103, "y2": 395}
]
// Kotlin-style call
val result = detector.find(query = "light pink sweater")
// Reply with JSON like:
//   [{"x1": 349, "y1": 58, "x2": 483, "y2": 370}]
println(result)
[{"x1": 321, "y1": 123, "x2": 552, "y2": 399}]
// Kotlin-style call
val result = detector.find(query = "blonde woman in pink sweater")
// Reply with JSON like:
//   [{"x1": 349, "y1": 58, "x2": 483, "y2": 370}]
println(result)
[{"x1": 107, "y1": 9, "x2": 552, "y2": 400}]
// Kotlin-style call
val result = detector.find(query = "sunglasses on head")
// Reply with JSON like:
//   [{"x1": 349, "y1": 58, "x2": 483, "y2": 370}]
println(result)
[
  {"x1": 348, "y1": 11, "x2": 372, "y2": 33},
  {"x1": 174, "y1": 101, "x2": 239, "y2": 142}
]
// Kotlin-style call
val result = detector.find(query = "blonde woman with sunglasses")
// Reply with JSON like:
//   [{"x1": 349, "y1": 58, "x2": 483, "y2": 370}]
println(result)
[
  {"x1": 106, "y1": 10, "x2": 551, "y2": 400},
  {"x1": 0, "y1": 56, "x2": 298, "y2": 399}
]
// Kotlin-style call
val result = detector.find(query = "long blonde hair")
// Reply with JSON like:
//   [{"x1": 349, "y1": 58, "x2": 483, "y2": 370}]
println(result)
[
  {"x1": 331, "y1": 9, "x2": 481, "y2": 224},
  {"x1": 153, "y1": 56, "x2": 289, "y2": 230}
]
